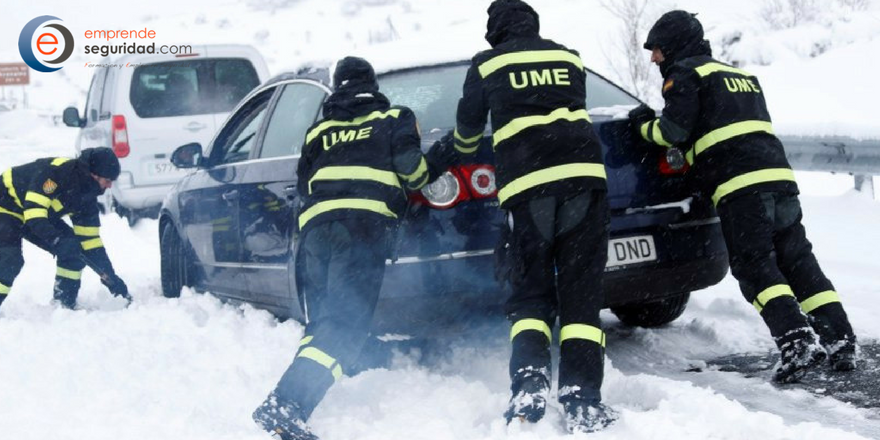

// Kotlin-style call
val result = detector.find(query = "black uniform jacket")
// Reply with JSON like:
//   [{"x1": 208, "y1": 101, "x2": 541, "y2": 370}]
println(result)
[
  {"x1": 296, "y1": 90, "x2": 431, "y2": 234},
  {"x1": 0, "y1": 157, "x2": 115, "y2": 272},
  {"x1": 455, "y1": 36, "x2": 607, "y2": 209},
  {"x1": 639, "y1": 55, "x2": 798, "y2": 206}
]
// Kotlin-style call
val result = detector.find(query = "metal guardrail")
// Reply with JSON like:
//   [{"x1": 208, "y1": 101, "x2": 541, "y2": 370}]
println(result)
[{"x1": 779, "y1": 135, "x2": 880, "y2": 196}]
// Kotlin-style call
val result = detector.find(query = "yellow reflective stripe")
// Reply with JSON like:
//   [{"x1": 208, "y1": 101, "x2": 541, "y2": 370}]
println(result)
[
  {"x1": 23, "y1": 208, "x2": 48, "y2": 221},
  {"x1": 297, "y1": 346, "x2": 343, "y2": 381},
  {"x1": 300, "y1": 335, "x2": 314, "y2": 347},
  {"x1": 399, "y1": 158, "x2": 428, "y2": 186},
  {"x1": 685, "y1": 147, "x2": 695, "y2": 165},
  {"x1": 3, "y1": 170, "x2": 22, "y2": 208},
  {"x1": 0, "y1": 282, "x2": 10, "y2": 295},
  {"x1": 56, "y1": 267, "x2": 82, "y2": 280},
  {"x1": 298, "y1": 199, "x2": 397, "y2": 230},
  {"x1": 712, "y1": 168, "x2": 796, "y2": 206},
  {"x1": 493, "y1": 108, "x2": 591, "y2": 147},
  {"x1": 454, "y1": 128, "x2": 482, "y2": 146},
  {"x1": 80, "y1": 237, "x2": 104, "y2": 250},
  {"x1": 800, "y1": 290, "x2": 841, "y2": 314},
  {"x1": 639, "y1": 120, "x2": 672, "y2": 147},
  {"x1": 478, "y1": 50, "x2": 584, "y2": 78},
  {"x1": 559, "y1": 324, "x2": 606, "y2": 348},
  {"x1": 695, "y1": 62, "x2": 753, "y2": 78},
  {"x1": 309, "y1": 166, "x2": 401, "y2": 194},
  {"x1": 73, "y1": 225, "x2": 100, "y2": 236},
  {"x1": 0, "y1": 206, "x2": 23, "y2": 222},
  {"x1": 752, "y1": 284, "x2": 795, "y2": 313},
  {"x1": 694, "y1": 120, "x2": 774, "y2": 157},
  {"x1": 51, "y1": 199, "x2": 63, "y2": 212},
  {"x1": 51, "y1": 158, "x2": 71, "y2": 166},
  {"x1": 305, "y1": 109, "x2": 401, "y2": 145},
  {"x1": 510, "y1": 318, "x2": 552, "y2": 342},
  {"x1": 24, "y1": 192, "x2": 51, "y2": 208},
  {"x1": 498, "y1": 163, "x2": 606, "y2": 205},
  {"x1": 455, "y1": 143, "x2": 479, "y2": 154}
]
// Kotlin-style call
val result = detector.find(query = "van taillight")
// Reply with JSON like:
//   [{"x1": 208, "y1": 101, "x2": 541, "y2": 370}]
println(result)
[
  {"x1": 410, "y1": 165, "x2": 498, "y2": 209},
  {"x1": 659, "y1": 148, "x2": 688, "y2": 175},
  {"x1": 111, "y1": 115, "x2": 130, "y2": 158}
]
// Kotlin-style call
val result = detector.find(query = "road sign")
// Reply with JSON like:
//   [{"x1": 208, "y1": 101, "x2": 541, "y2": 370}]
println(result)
[{"x1": 0, "y1": 63, "x2": 30, "y2": 86}]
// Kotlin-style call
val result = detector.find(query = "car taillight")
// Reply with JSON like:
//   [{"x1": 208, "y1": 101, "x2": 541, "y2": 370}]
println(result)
[
  {"x1": 659, "y1": 148, "x2": 688, "y2": 175},
  {"x1": 111, "y1": 115, "x2": 130, "y2": 158},
  {"x1": 411, "y1": 165, "x2": 497, "y2": 209}
]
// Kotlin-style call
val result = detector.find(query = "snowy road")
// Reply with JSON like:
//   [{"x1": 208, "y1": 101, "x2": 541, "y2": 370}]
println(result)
[{"x1": 1, "y1": 115, "x2": 879, "y2": 440}]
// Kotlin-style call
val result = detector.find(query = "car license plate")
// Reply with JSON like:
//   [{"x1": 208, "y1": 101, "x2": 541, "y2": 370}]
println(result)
[
  {"x1": 607, "y1": 235, "x2": 657, "y2": 267},
  {"x1": 149, "y1": 161, "x2": 183, "y2": 175}
]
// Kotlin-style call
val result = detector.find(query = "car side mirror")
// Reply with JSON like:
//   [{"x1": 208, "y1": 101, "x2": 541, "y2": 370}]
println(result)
[
  {"x1": 171, "y1": 142, "x2": 204, "y2": 169},
  {"x1": 62, "y1": 107, "x2": 83, "y2": 128}
]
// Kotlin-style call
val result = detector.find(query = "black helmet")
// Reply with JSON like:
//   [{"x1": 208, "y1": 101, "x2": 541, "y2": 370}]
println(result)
[
  {"x1": 485, "y1": 0, "x2": 540, "y2": 47},
  {"x1": 78, "y1": 147, "x2": 121, "y2": 180},
  {"x1": 644, "y1": 10, "x2": 703, "y2": 54},
  {"x1": 332, "y1": 56, "x2": 378, "y2": 93}
]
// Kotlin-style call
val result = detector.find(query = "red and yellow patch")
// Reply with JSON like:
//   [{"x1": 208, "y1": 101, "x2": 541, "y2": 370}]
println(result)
[
  {"x1": 42, "y1": 179, "x2": 58, "y2": 194},
  {"x1": 662, "y1": 79, "x2": 675, "y2": 93}
]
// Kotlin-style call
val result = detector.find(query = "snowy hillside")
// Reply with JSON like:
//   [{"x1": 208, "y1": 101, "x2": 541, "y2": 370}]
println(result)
[{"x1": 1, "y1": 1, "x2": 880, "y2": 439}]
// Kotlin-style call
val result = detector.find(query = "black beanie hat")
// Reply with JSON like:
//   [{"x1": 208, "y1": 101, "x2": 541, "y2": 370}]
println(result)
[
  {"x1": 79, "y1": 147, "x2": 121, "y2": 180},
  {"x1": 485, "y1": 0, "x2": 540, "y2": 47},
  {"x1": 332, "y1": 56, "x2": 379, "y2": 93},
  {"x1": 644, "y1": 10, "x2": 703, "y2": 54}
]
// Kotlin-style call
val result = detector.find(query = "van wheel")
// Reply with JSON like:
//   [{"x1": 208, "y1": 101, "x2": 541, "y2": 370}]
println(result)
[
  {"x1": 611, "y1": 292, "x2": 690, "y2": 328},
  {"x1": 160, "y1": 223, "x2": 188, "y2": 298}
]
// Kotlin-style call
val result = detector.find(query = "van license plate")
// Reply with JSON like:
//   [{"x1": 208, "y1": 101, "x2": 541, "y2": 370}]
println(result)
[
  {"x1": 149, "y1": 161, "x2": 182, "y2": 175},
  {"x1": 607, "y1": 235, "x2": 657, "y2": 267}
]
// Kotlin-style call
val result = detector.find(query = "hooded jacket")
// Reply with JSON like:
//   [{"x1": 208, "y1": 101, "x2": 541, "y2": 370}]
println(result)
[
  {"x1": 295, "y1": 57, "x2": 432, "y2": 233},
  {"x1": 637, "y1": 11, "x2": 797, "y2": 207},
  {"x1": 455, "y1": 0, "x2": 607, "y2": 209}
]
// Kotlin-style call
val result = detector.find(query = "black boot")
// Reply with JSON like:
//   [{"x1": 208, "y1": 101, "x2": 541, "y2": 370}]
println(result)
[
  {"x1": 53, "y1": 277, "x2": 80, "y2": 309},
  {"x1": 562, "y1": 399, "x2": 618, "y2": 434},
  {"x1": 504, "y1": 374, "x2": 549, "y2": 424},
  {"x1": 773, "y1": 327, "x2": 826, "y2": 383},
  {"x1": 807, "y1": 308, "x2": 858, "y2": 371},
  {"x1": 253, "y1": 394, "x2": 318, "y2": 440},
  {"x1": 827, "y1": 337, "x2": 857, "y2": 371}
]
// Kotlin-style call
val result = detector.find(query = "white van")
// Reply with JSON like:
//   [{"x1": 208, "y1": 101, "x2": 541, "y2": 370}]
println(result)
[{"x1": 63, "y1": 45, "x2": 270, "y2": 224}]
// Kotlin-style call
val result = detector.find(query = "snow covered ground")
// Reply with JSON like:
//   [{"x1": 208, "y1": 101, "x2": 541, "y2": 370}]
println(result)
[{"x1": 2, "y1": 0, "x2": 880, "y2": 439}]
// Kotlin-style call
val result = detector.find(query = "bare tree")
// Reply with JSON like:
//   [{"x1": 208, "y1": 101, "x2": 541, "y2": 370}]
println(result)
[
  {"x1": 760, "y1": 0, "x2": 821, "y2": 29},
  {"x1": 600, "y1": 0, "x2": 661, "y2": 104}
]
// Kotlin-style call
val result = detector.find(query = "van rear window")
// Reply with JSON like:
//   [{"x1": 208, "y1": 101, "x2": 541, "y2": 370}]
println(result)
[{"x1": 130, "y1": 58, "x2": 259, "y2": 118}]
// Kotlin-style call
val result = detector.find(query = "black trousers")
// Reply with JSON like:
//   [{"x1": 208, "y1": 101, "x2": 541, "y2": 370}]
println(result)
[
  {"x1": 503, "y1": 190, "x2": 609, "y2": 405},
  {"x1": 717, "y1": 191, "x2": 854, "y2": 346},
  {"x1": 0, "y1": 213, "x2": 85, "y2": 309},
  {"x1": 257, "y1": 217, "x2": 390, "y2": 423}
]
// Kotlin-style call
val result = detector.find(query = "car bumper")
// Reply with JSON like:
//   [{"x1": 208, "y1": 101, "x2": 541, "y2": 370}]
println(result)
[{"x1": 111, "y1": 182, "x2": 176, "y2": 210}]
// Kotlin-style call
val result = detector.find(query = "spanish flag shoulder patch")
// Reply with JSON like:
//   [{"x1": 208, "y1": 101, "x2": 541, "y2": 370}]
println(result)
[
  {"x1": 662, "y1": 79, "x2": 675, "y2": 93},
  {"x1": 42, "y1": 179, "x2": 58, "y2": 194}
]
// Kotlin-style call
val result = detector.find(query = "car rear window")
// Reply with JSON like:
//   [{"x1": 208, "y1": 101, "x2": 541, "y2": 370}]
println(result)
[
  {"x1": 129, "y1": 58, "x2": 260, "y2": 118},
  {"x1": 378, "y1": 64, "x2": 639, "y2": 133}
]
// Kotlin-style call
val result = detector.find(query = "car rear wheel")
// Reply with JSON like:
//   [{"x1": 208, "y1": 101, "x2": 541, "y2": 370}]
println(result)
[
  {"x1": 160, "y1": 223, "x2": 189, "y2": 298},
  {"x1": 611, "y1": 292, "x2": 690, "y2": 328}
]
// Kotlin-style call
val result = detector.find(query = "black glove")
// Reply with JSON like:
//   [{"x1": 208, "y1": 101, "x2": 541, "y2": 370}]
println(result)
[
  {"x1": 52, "y1": 236, "x2": 82, "y2": 259},
  {"x1": 425, "y1": 129, "x2": 459, "y2": 182},
  {"x1": 102, "y1": 273, "x2": 131, "y2": 302},
  {"x1": 628, "y1": 104, "x2": 656, "y2": 128}
]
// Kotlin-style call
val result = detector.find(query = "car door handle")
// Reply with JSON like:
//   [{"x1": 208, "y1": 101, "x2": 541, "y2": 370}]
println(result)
[
  {"x1": 221, "y1": 190, "x2": 239, "y2": 202},
  {"x1": 184, "y1": 122, "x2": 208, "y2": 132}
]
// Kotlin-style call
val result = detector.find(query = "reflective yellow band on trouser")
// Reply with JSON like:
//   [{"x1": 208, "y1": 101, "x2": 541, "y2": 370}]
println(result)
[
  {"x1": 0, "y1": 206, "x2": 23, "y2": 222},
  {"x1": 694, "y1": 62, "x2": 753, "y2": 78},
  {"x1": 640, "y1": 119, "x2": 672, "y2": 147},
  {"x1": 56, "y1": 267, "x2": 82, "y2": 280},
  {"x1": 559, "y1": 324, "x2": 606, "y2": 348},
  {"x1": 0, "y1": 282, "x2": 10, "y2": 295},
  {"x1": 800, "y1": 290, "x2": 841, "y2": 314},
  {"x1": 51, "y1": 158, "x2": 71, "y2": 166},
  {"x1": 23, "y1": 208, "x2": 48, "y2": 221},
  {"x1": 297, "y1": 346, "x2": 343, "y2": 381},
  {"x1": 712, "y1": 168, "x2": 797, "y2": 206},
  {"x1": 24, "y1": 192, "x2": 52, "y2": 208},
  {"x1": 309, "y1": 166, "x2": 401, "y2": 194},
  {"x1": 752, "y1": 284, "x2": 795, "y2": 313},
  {"x1": 493, "y1": 108, "x2": 591, "y2": 148},
  {"x1": 74, "y1": 225, "x2": 101, "y2": 236},
  {"x1": 298, "y1": 199, "x2": 397, "y2": 230},
  {"x1": 693, "y1": 120, "x2": 773, "y2": 158},
  {"x1": 3, "y1": 170, "x2": 22, "y2": 208},
  {"x1": 478, "y1": 49, "x2": 584, "y2": 78},
  {"x1": 497, "y1": 163, "x2": 607, "y2": 206},
  {"x1": 510, "y1": 318, "x2": 552, "y2": 343},
  {"x1": 80, "y1": 237, "x2": 104, "y2": 250},
  {"x1": 305, "y1": 109, "x2": 401, "y2": 144}
]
